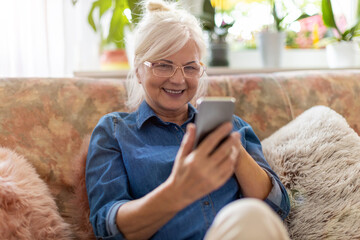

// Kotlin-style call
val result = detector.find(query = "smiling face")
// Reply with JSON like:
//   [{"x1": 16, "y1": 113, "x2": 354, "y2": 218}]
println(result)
[{"x1": 137, "y1": 40, "x2": 201, "y2": 124}]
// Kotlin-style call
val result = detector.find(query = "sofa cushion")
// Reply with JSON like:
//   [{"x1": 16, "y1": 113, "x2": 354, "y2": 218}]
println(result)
[
  {"x1": 0, "y1": 78, "x2": 128, "y2": 218},
  {"x1": 64, "y1": 134, "x2": 95, "y2": 240},
  {"x1": 207, "y1": 74, "x2": 293, "y2": 140},
  {"x1": 0, "y1": 147, "x2": 72, "y2": 239},
  {"x1": 275, "y1": 70, "x2": 360, "y2": 135},
  {"x1": 262, "y1": 106, "x2": 360, "y2": 239}
]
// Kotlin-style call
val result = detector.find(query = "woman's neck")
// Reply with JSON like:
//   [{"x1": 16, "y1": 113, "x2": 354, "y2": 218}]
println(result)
[{"x1": 153, "y1": 107, "x2": 189, "y2": 126}]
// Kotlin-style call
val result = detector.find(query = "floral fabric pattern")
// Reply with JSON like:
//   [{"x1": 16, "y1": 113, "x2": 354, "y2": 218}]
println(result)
[
  {"x1": 206, "y1": 75, "x2": 293, "y2": 140},
  {"x1": 0, "y1": 78, "x2": 128, "y2": 216},
  {"x1": 275, "y1": 70, "x2": 360, "y2": 135}
]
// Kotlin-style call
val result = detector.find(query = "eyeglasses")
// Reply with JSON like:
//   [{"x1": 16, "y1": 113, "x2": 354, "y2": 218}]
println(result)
[{"x1": 143, "y1": 61, "x2": 205, "y2": 78}]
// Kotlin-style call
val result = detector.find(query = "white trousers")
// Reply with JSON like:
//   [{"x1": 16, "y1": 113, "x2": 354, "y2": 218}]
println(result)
[{"x1": 204, "y1": 198, "x2": 290, "y2": 240}]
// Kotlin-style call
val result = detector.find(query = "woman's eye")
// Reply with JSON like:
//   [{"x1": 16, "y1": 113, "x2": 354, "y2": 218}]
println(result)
[
  {"x1": 155, "y1": 64, "x2": 173, "y2": 70},
  {"x1": 184, "y1": 65, "x2": 199, "y2": 71}
]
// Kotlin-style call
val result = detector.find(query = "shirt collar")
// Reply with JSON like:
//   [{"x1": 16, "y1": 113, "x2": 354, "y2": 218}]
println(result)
[{"x1": 136, "y1": 100, "x2": 197, "y2": 129}]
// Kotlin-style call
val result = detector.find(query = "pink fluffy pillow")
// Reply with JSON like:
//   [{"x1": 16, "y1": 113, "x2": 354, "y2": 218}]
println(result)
[{"x1": 0, "y1": 147, "x2": 72, "y2": 239}]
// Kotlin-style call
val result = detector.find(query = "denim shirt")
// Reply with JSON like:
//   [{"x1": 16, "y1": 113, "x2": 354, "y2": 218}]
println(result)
[{"x1": 86, "y1": 101, "x2": 290, "y2": 240}]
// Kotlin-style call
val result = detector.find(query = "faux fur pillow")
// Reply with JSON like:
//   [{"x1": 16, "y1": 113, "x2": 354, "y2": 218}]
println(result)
[
  {"x1": 262, "y1": 106, "x2": 360, "y2": 239},
  {"x1": 0, "y1": 147, "x2": 72, "y2": 239}
]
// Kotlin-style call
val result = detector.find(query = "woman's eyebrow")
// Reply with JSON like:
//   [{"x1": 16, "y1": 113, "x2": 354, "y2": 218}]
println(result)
[{"x1": 159, "y1": 59, "x2": 197, "y2": 65}]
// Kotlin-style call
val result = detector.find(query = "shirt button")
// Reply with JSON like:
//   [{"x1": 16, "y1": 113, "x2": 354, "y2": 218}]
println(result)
[{"x1": 203, "y1": 201, "x2": 210, "y2": 206}]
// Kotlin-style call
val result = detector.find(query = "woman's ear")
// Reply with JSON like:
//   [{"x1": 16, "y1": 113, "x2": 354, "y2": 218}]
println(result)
[{"x1": 136, "y1": 68, "x2": 142, "y2": 84}]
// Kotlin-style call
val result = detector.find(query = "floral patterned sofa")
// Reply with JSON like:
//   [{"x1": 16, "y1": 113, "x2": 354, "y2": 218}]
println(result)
[{"x1": 0, "y1": 70, "x2": 359, "y2": 239}]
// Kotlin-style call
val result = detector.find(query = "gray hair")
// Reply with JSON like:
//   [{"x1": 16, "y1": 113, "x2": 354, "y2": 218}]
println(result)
[{"x1": 126, "y1": 0, "x2": 208, "y2": 110}]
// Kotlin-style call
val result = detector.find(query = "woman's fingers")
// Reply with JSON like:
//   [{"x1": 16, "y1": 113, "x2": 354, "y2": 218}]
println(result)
[
  {"x1": 211, "y1": 131, "x2": 240, "y2": 159},
  {"x1": 176, "y1": 123, "x2": 196, "y2": 161},
  {"x1": 171, "y1": 123, "x2": 241, "y2": 202},
  {"x1": 197, "y1": 122, "x2": 233, "y2": 157}
]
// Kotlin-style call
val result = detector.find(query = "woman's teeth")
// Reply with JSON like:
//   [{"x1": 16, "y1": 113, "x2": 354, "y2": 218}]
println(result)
[{"x1": 164, "y1": 89, "x2": 183, "y2": 94}]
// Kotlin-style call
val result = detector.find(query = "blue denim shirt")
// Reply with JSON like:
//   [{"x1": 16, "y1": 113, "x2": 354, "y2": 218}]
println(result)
[{"x1": 86, "y1": 101, "x2": 290, "y2": 240}]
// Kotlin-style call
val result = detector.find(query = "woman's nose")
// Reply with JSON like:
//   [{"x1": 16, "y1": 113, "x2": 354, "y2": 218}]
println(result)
[{"x1": 169, "y1": 67, "x2": 185, "y2": 83}]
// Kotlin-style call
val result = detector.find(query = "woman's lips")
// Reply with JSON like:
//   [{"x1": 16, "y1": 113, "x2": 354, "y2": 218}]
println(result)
[{"x1": 163, "y1": 88, "x2": 184, "y2": 95}]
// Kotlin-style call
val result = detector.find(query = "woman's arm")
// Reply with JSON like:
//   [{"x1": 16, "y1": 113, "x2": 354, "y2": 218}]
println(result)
[
  {"x1": 231, "y1": 118, "x2": 290, "y2": 219},
  {"x1": 116, "y1": 123, "x2": 239, "y2": 240},
  {"x1": 233, "y1": 143, "x2": 273, "y2": 199}
]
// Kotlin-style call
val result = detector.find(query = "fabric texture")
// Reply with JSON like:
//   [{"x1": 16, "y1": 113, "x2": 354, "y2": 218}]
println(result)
[
  {"x1": 275, "y1": 70, "x2": 360, "y2": 134},
  {"x1": 262, "y1": 105, "x2": 360, "y2": 239},
  {"x1": 0, "y1": 78, "x2": 128, "y2": 218},
  {"x1": 0, "y1": 147, "x2": 72, "y2": 239},
  {"x1": 205, "y1": 198, "x2": 290, "y2": 240},
  {"x1": 64, "y1": 135, "x2": 95, "y2": 240}
]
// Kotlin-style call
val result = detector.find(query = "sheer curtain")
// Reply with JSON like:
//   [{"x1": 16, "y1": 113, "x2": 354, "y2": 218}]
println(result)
[{"x1": 0, "y1": 0, "x2": 100, "y2": 77}]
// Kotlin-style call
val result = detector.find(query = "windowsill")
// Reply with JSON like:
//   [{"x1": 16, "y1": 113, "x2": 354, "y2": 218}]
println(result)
[
  {"x1": 73, "y1": 67, "x2": 358, "y2": 79},
  {"x1": 73, "y1": 49, "x2": 360, "y2": 79}
]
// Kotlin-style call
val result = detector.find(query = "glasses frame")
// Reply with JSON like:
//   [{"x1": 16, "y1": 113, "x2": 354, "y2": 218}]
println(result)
[{"x1": 143, "y1": 61, "x2": 206, "y2": 78}]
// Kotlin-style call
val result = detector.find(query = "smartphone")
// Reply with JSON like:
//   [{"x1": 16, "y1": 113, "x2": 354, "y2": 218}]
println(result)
[{"x1": 193, "y1": 97, "x2": 236, "y2": 149}]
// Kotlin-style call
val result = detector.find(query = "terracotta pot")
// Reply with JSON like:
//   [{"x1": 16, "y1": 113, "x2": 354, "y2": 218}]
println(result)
[{"x1": 100, "y1": 49, "x2": 129, "y2": 70}]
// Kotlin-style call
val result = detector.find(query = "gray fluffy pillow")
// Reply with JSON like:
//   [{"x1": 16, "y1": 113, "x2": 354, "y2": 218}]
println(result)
[{"x1": 262, "y1": 106, "x2": 360, "y2": 240}]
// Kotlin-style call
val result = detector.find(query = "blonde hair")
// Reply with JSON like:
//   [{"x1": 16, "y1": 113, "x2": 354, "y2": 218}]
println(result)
[{"x1": 126, "y1": 0, "x2": 208, "y2": 110}]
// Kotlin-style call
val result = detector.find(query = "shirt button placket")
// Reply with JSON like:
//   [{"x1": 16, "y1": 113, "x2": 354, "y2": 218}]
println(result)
[
  {"x1": 201, "y1": 195, "x2": 215, "y2": 228},
  {"x1": 174, "y1": 125, "x2": 184, "y2": 141}
]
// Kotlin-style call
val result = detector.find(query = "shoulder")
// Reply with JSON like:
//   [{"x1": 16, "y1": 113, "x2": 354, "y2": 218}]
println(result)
[{"x1": 97, "y1": 111, "x2": 136, "y2": 127}]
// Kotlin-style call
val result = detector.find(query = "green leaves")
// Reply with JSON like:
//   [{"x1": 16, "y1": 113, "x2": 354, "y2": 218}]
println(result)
[
  {"x1": 272, "y1": 2, "x2": 285, "y2": 31},
  {"x1": 321, "y1": 0, "x2": 341, "y2": 37},
  {"x1": 321, "y1": 0, "x2": 360, "y2": 41},
  {"x1": 88, "y1": 0, "x2": 112, "y2": 32},
  {"x1": 87, "y1": 0, "x2": 143, "y2": 49},
  {"x1": 201, "y1": 0, "x2": 215, "y2": 32},
  {"x1": 127, "y1": 0, "x2": 142, "y2": 24},
  {"x1": 107, "y1": 0, "x2": 129, "y2": 49}
]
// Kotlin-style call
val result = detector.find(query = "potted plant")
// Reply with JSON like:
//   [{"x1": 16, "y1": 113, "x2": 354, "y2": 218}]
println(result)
[
  {"x1": 321, "y1": 0, "x2": 360, "y2": 68},
  {"x1": 201, "y1": 0, "x2": 234, "y2": 66},
  {"x1": 85, "y1": 0, "x2": 142, "y2": 70},
  {"x1": 257, "y1": 0, "x2": 312, "y2": 68}
]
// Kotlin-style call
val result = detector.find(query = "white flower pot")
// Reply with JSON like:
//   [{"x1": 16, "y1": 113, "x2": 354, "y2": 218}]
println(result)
[
  {"x1": 256, "y1": 31, "x2": 286, "y2": 68},
  {"x1": 326, "y1": 41, "x2": 358, "y2": 68}
]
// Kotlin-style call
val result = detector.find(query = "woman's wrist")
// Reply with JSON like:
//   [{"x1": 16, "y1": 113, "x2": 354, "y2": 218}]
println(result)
[
  {"x1": 234, "y1": 147, "x2": 272, "y2": 199},
  {"x1": 161, "y1": 176, "x2": 189, "y2": 212}
]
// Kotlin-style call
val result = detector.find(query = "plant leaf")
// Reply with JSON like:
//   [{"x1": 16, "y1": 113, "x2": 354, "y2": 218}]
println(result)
[
  {"x1": 321, "y1": 0, "x2": 342, "y2": 36},
  {"x1": 88, "y1": 1, "x2": 100, "y2": 32},
  {"x1": 344, "y1": 19, "x2": 360, "y2": 40},
  {"x1": 99, "y1": 0, "x2": 112, "y2": 18},
  {"x1": 201, "y1": 0, "x2": 215, "y2": 32},
  {"x1": 107, "y1": 0, "x2": 129, "y2": 49},
  {"x1": 295, "y1": 13, "x2": 313, "y2": 22},
  {"x1": 127, "y1": 0, "x2": 142, "y2": 25}
]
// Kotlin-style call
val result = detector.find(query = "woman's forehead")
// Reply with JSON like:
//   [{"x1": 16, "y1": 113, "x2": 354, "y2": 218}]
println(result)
[{"x1": 160, "y1": 40, "x2": 200, "y2": 63}]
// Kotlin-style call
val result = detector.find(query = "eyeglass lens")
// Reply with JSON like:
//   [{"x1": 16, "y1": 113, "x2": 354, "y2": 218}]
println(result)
[{"x1": 152, "y1": 63, "x2": 203, "y2": 78}]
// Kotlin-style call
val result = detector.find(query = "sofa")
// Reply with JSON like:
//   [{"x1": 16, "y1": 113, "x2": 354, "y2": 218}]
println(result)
[{"x1": 0, "y1": 69, "x2": 359, "y2": 239}]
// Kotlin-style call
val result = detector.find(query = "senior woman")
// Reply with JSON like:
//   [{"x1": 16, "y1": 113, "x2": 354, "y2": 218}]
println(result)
[{"x1": 86, "y1": 0, "x2": 290, "y2": 239}]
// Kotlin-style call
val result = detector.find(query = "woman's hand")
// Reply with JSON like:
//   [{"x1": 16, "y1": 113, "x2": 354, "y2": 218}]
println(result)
[{"x1": 167, "y1": 122, "x2": 241, "y2": 209}]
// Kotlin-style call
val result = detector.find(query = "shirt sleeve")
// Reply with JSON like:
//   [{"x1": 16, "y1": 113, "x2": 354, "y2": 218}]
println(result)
[
  {"x1": 86, "y1": 114, "x2": 132, "y2": 239},
  {"x1": 233, "y1": 116, "x2": 290, "y2": 220}
]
